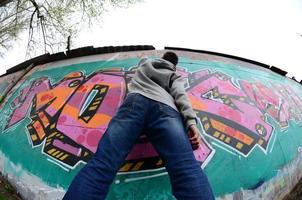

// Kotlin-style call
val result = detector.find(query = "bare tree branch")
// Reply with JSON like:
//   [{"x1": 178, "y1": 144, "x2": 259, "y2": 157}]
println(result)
[
  {"x1": 0, "y1": 0, "x2": 142, "y2": 57},
  {"x1": 0, "y1": 0, "x2": 11, "y2": 7}
]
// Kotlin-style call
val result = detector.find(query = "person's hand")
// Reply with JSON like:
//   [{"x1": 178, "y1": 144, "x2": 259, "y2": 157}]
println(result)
[{"x1": 188, "y1": 124, "x2": 202, "y2": 150}]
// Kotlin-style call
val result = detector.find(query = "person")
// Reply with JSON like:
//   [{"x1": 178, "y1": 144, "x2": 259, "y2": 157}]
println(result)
[{"x1": 63, "y1": 52, "x2": 215, "y2": 200}]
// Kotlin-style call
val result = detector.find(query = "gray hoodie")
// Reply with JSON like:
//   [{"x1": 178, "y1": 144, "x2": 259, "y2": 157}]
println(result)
[{"x1": 128, "y1": 58, "x2": 197, "y2": 129}]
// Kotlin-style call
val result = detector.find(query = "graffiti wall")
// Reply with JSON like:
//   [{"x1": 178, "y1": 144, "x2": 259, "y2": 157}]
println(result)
[{"x1": 0, "y1": 49, "x2": 302, "y2": 200}]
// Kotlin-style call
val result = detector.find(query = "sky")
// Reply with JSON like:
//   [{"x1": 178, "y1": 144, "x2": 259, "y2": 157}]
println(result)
[{"x1": 1, "y1": 0, "x2": 302, "y2": 80}]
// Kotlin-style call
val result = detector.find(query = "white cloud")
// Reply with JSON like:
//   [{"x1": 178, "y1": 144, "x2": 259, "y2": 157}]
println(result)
[{"x1": 1, "y1": 0, "x2": 302, "y2": 80}]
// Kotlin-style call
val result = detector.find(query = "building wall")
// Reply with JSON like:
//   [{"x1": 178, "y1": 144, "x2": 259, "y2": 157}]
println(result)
[
  {"x1": 0, "y1": 50, "x2": 302, "y2": 200},
  {"x1": 0, "y1": 70, "x2": 24, "y2": 103}
]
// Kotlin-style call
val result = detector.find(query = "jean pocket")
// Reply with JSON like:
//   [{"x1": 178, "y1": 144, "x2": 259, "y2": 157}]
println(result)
[
  {"x1": 115, "y1": 94, "x2": 137, "y2": 118},
  {"x1": 158, "y1": 103, "x2": 180, "y2": 118}
]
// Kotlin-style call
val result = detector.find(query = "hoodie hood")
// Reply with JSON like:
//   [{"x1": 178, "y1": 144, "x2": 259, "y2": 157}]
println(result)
[{"x1": 152, "y1": 58, "x2": 176, "y2": 71}]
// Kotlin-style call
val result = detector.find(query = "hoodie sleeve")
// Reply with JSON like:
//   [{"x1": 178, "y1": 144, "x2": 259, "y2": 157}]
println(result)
[
  {"x1": 169, "y1": 74, "x2": 197, "y2": 129},
  {"x1": 138, "y1": 58, "x2": 148, "y2": 66}
]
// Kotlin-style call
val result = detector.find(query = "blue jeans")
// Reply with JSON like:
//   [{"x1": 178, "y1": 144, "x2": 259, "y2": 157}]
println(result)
[{"x1": 63, "y1": 93, "x2": 215, "y2": 200}]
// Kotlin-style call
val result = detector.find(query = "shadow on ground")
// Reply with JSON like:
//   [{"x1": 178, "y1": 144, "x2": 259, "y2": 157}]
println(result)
[
  {"x1": 283, "y1": 177, "x2": 302, "y2": 200},
  {"x1": 0, "y1": 173, "x2": 22, "y2": 200}
]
